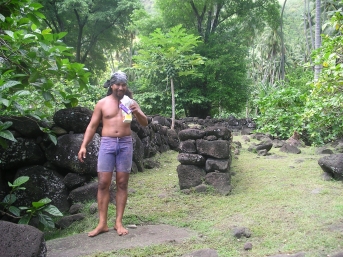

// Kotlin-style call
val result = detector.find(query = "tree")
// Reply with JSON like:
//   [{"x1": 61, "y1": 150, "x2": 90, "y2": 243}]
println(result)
[
  {"x1": 314, "y1": 0, "x2": 322, "y2": 81},
  {"x1": 0, "y1": 0, "x2": 90, "y2": 148},
  {"x1": 303, "y1": 2, "x2": 343, "y2": 144},
  {"x1": 37, "y1": 0, "x2": 142, "y2": 81},
  {"x1": 133, "y1": 25, "x2": 205, "y2": 129},
  {"x1": 150, "y1": 0, "x2": 280, "y2": 117}
]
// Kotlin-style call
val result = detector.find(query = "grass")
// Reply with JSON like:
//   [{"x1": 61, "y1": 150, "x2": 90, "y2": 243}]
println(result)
[{"x1": 45, "y1": 135, "x2": 343, "y2": 257}]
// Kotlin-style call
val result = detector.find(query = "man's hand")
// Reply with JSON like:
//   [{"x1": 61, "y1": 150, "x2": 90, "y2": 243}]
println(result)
[{"x1": 78, "y1": 147, "x2": 87, "y2": 162}]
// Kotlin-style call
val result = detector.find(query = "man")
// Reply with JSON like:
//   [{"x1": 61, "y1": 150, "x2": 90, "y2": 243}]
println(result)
[{"x1": 78, "y1": 71, "x2": 148, "y2": 237}]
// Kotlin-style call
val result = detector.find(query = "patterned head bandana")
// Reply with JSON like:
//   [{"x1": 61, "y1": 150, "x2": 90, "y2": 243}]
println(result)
[{"x1": 103, "y1": 71, "x2": 128, "y2": 88}]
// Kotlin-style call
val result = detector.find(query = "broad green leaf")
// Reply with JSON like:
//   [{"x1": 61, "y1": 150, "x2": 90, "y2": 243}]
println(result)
[
  {"x1": 13, "y1": 176, "x2": 29, "y2": 186},
  {"x1": 58, "y1": 32, "x2": 68, "y2": 39},
  {"x1": 0, "y1": 121, "x2": 13, "y2": 130},
  {"x1": 27, "y1": 13, "x2": 40, "y2": 27},
  {"x1": 37, "y1": 198, "x2": 51, "y2": 204},
  {"x1": 33, "y1": 11, "x2": 45, "y2": 19},
  {"x1": 28, "y1": 71, "x2": 40, "y2": 83},
  {"x1": 2, "y1": 194, "x2": 16, "y2": 205},
  {"x1": 18, "y1": 214, "x2": 31, "y2": 224},
  {"x1": 0, "y1": 14, "x2": 5, "y2": 22},
  {"x1": 9, "y1": 206, "x2": 21, "y2": 216},
  {"x1": 38, "y1": 213, "x2": 55, "y2": 228},
  {"x1": 14, "y1": 90, "x2": 31, "y2": 97},
  {"x1": 0, "y1": 130, "x2": 17, "y2": 142},
  {"x1": 0, "y1": 81, "x2": 21, "y2": 91},
  {"x1": 32, "y1": 201, "x2": 46, "y2": 208},
  {"x1": 18, "y1": 18, "x2": 30, "y2": 25},
  {"x1": 4, "y1": 30, "x2": 14, "y2": 38},
  {"x1": 42, "y1": 28, "x2": 52, "y2": 35},
  {"x1": 42, "y1": 91, "x2": 53, "y2": 101},
  {"x1": 31, "y1": 24, "x2": 37, "y2": 31},
  {"x1": 23, "y1": 34, "x2": 36, "y2": 39},
  {"x1": 44, "y1": 101, "x2": 53, "y2": 108},
  {"x1": 43, "y1": 205, "x2": 63, "y2": 216}
]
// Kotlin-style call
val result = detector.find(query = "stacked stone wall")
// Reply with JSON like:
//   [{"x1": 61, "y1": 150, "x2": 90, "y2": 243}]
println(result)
[{"x1": 177, "y1": 127, "x2": 233, "y2": 195}]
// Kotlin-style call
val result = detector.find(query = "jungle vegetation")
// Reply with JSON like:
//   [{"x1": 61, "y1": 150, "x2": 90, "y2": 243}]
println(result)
[{"x1": 1, "y1": 0, "x2": 343, "y2": 145}]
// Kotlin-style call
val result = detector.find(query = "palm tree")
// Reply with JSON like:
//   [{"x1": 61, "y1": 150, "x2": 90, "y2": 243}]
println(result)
[{"x1": 314, "y1": 0, "x2": 322, "y2": 81}]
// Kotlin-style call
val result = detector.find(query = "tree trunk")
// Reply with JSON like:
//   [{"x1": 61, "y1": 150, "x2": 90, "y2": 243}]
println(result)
[
  {"x1": 314, "y1": 0, "x2": 322, "y2": 81},
  {"x1": 303, "y1": 0, "x2": 312, "y2": 64},
  {"x1": 280, "y1": 0, "x2": 287, "y2": 81},
  {"x1": 170, "y1": 77, "x2": 175, "y2": 130}
]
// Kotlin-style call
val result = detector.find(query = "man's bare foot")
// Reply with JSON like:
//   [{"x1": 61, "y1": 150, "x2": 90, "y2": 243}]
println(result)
[
  {"x1": 114, "y1": 224, "x2": 128, "y2": 236},
  {"x1": 88, "y1": 225, "x2": 109, "y2": 237}
]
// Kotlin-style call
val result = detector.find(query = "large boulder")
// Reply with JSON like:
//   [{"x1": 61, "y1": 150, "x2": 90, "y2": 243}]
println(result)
[
  {"x1": 167, "y1": 129, "x2": 180, "y2": 150},
  {"x1": 14, "y1": 165, "x2": 70, "y2": 212},
  {"x1": 132, "y1": 132, "x2": 145, "y2": 172},
  {"x1": 279, "y1": 143, "x2": 301, "y2": 154},
  {"x1": 248, "y1": 141, "x2": 273, "y2": 153},
  {"x1": 177, "y1": 153, "x2": 206, "y2": 166},
  {"x1": 178, "y1": 129, "x2": 206, "y2": 141},
  {"x1": 205, "y1": 127, "x2": 231, "y2": 140},
  {"x1": 196, "y1": 139, "x2": 231, "y2": 159},
  {"x1": 318, "y1": 153, "x2": 343, "y2": 180},
  {"x1": 177, "y1": 164, "x2": 206, "y2": 190},
  {"x1": 45, "y1": 133, "x2": 100, "y2": 175},
  {"x1": 179, "y1": 140, "x2": 197, "y2": 153},
  {"x1": 205, "y1": 172, "x2": 232, "y2": 195},
  {"x1": 205, "y1": 158, "x2": 231, "y2": 173},
  {"x1": 67, "y1": 181, "x2": 116, "y2": 204},
  {"x1": 53, "y1": 107, "x2": 92, "y2": 133},
  {"x1": 152, "y1": 115, "x2": 171, "y2": 127},
  {"x1": 0, "y1": 116, "x2": 48, "y2": 138},
  {"x1": 0, "y1": 138, "x2": 45, "y2": 172},
  {"x1": 0, "y1": 221, "x2": 47, "y2": 257}
]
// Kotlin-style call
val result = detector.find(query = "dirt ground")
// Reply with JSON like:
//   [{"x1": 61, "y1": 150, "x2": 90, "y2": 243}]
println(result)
[{"x1": 46, "y1": 224, "x2": 195, "y2": 257}]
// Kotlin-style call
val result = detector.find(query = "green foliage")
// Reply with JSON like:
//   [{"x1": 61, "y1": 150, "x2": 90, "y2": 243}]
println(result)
[
  {"x1": 254, "y1": 84, "x2": 307, "y2": 139},
  {"x1": 134, "y1": 25, "x2": 205, "y2": 78},
  {"x1": 133, "y1": 90, "x2": 185, "y2": 118},
  {"x1": 38, "y1": 0, "x2": 142, "y2": 81},
  {"x1": 0, "y1": 0, "x2": 91, "y2": 148},
  {"x1": 197, "y1": 33, "x2": 251, "y2": 115},
  {"x1": 303, "y1": 5, "x2": 343, "y2": 144},
  {"x1": 0, "y1": 121, "x2": 17, "y2": 148},
  {"x1": 0, "y1": 176, "x2": 63, "y2": 229},
  {"x1": 133, "y1": 25, "x2": 205, "y2": 125}
]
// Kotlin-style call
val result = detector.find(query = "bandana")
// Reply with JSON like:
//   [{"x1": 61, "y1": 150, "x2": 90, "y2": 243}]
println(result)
[{"x1": 103, "y1": 71, "x2": 128, "y2": 88}]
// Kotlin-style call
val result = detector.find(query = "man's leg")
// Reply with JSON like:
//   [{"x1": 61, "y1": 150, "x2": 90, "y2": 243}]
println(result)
[
  {"x1": 114, "y1": 171, "x2": 130, "y2": 235},
  {"x1": 88, "y1": 172, "x2": 113, "y2": 237}
]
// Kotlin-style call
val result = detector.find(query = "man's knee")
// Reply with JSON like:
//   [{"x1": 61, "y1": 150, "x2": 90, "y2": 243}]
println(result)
[
  {"x1": 97, "y1": 173, "x2": 112, "y2": 190},
  {"x1": 116, "y1": 173, "x2": 129, "y2": 191}
]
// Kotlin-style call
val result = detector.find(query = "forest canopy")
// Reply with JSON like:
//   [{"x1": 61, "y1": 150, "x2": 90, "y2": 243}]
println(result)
[{"x1": 1, "y1": 0, "x2": 343, "y2": 145}]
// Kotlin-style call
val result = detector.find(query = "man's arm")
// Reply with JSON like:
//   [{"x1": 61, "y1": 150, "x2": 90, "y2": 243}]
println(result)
[
  {"x1": 130, "y1": 100, "x2": 148, "y2": 127},
  {"x1": 78, "y1": 102, "x2": 102, "y2": 162}
]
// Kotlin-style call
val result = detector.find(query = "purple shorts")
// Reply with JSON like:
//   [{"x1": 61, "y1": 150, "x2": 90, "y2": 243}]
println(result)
[{"x1": 97, "y1": 136, "x2": 133, "y2": 173}]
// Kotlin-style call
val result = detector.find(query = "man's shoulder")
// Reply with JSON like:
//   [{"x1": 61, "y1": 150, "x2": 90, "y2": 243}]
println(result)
[{"x1": 97, "y1": 96, "x2": 110, "y2": 104}]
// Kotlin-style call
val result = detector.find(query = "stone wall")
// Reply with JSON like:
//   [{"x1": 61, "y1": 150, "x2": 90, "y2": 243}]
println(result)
[
  {"x1": 0, "y1": 108, "x2": 254, "y2": 220},
  {"x1": 0, "y1": 107, "x2": 184, "y2": 215},
  {"x1": 177, "y1": 127, "x2": 232, "y2": 195}
]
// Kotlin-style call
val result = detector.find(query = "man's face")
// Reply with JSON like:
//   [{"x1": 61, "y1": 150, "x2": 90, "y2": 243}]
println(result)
[{"x1": 112, "y1": 83, "x2": 127, "y2": 99}]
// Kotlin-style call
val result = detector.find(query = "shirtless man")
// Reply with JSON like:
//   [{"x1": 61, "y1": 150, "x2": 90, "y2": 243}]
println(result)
[{"x1": 78, "y1": 71, "x2": 148, "y2": 237}]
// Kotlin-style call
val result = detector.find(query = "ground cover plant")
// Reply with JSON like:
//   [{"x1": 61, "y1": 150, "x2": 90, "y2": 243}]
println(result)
[{"x1": 45, "y1": 135, "x2": 343, "y2": 257}]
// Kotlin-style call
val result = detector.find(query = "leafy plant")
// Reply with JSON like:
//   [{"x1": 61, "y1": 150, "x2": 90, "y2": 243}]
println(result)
[
  {"x1": 303, "y1": 4, "x2": 343, "y2": 145},
  {"x1": 0, "y1": 121, "x2": 17, "y2": 149},
  {"x1": 0, "y1": 0, "x2": 91, "y2": 149},
  {"x1": 0, "y1": 176, "x2": 63, "y2": 229},
  {"x1": 133, "y1": 24, "x2": 205, "y2": 129},
  {"x1": 254, "y1": 84, "x2": 307, "y2": 139}
]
